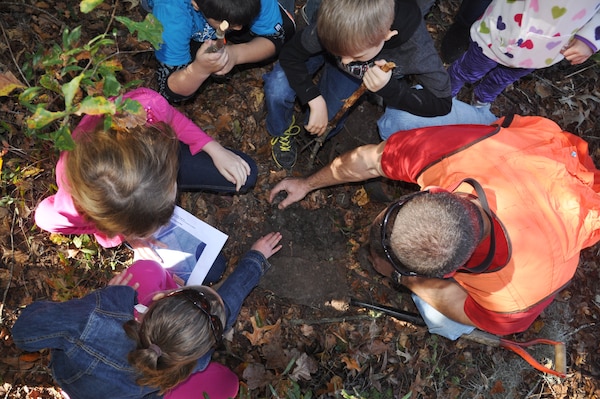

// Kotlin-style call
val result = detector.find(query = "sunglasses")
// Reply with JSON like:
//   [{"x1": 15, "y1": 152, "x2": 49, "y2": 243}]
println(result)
[
  {"x1": 380, "y1": 191, "x2": 428, "y2": 277},
  {"x1": 166, "y1": 289, "x2": 223, "y2": 347}
]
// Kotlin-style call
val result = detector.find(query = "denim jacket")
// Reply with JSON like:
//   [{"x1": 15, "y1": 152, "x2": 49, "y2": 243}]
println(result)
[{"x1": 12, "y1": 250, "x2": 271, "y2": 399}]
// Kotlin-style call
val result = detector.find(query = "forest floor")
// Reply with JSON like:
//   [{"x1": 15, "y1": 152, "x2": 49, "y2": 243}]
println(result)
[{"x1": 0, "y1": 0, "x2": 600, "y2": 398}]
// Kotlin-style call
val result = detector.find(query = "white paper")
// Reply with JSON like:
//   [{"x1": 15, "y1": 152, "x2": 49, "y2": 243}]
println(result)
[{"x1": 151, "y1": 206, "x2": 228, "y2": 285}]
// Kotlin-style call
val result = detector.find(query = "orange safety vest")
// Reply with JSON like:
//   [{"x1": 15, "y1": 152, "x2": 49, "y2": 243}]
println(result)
[{"x1": 414, "y1": 115, "x2": 600, "y2": 313}]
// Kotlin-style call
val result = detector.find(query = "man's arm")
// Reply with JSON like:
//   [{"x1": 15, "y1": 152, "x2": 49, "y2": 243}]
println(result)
[{"x1": 269, "y1": 142, "x2": 387, "y2": 209}]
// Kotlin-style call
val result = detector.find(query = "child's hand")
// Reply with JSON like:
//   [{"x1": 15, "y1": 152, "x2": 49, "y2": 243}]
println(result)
[
  {"x1": 363, "y1": 60, "x2": 393, "y2": 92},
  {"x1": 561, "y1": 38, "x2": 594, "y2": 65},
  {"x1": 202, "y1": 141, "x2": 251, "y2": 191},
  {"x1": 194, "y1": 41, "x2": 230, "y2": 74},
  {"x1": 108, "y1": 271, "x2": 140, "y2": 290},
  {"x1": 306, "y1": 96, "x2": 329, "y2": 136},
  {"x1": 128, "y1": 237, "x2": 167, "y2": 263},
  {"x1": 251, "y1": 232, "x2": 283, "y2": 260}
]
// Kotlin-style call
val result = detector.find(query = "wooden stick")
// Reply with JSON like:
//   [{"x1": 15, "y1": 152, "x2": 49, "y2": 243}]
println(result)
[
  {"x1": 206, "y1": 20, "x2": 229, "y2": 53},
  {"x1": 308, "y1": 62, "x2": 396, "y2": 167}
]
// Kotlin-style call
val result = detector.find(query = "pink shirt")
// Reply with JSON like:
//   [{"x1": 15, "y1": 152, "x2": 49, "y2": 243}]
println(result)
[{"x1": 34, "y1": 87, "x2": 213, "y2": 247}]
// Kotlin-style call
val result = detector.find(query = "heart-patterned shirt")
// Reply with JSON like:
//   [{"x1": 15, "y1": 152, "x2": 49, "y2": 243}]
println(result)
[{"x1": 471, "y1": 0, "x2": 600, "y2": 68}]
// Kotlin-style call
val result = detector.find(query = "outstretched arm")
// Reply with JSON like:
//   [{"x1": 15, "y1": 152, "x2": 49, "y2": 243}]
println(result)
[{"x1": 269, "y1": 142, "x2": 387, "y2": 209}]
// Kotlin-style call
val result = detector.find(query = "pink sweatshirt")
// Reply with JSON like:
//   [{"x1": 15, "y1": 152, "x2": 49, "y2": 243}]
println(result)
[{"x1": 34, "y1": 87, "x2": 213, "y2": 247}]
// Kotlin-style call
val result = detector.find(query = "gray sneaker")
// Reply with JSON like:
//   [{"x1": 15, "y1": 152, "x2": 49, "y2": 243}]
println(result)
[{"x1": 271, "y1": 117, "x2": 301, "y2": 169}]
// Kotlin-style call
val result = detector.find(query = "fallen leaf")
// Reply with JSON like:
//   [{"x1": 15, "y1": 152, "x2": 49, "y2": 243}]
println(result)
[
  {"x1": 242, "y1": 316, "x2": 281, "y2": 346},
  {"x1": 289, "y1": 352, "x2": 318, "y2": 381},
  {"x1": 19, "y1": 352, "x2": 41, "y2": 362},
  {"x1": 490, "y1": 379, "x2": 505, "y2": 394},
  {"x1": 0, "y1": 72, "x2": 26, "y2": 96},
  {"x1": 341, "y1": 355, "x2": 361, "y2": 372},
  {"x1": 242, "y1": 363, "x2": 273, "y2": 390},
  {"x1": 300, "y1": 324, "x2": 314, "y2": 337},
  {"x1": 352, "y1": 187, "x2": 370, "y2": 206}
]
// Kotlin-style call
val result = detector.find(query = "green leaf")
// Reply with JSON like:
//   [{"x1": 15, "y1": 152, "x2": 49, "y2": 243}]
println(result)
[
  {"x1": 120, "y1": 98, "x2": 143, "y2": 114},
  {"x1": 61, "y1": 74, "x2": 84, "y2": 110},
  {"x1": 62, "y1": 65, "x2": 84, "y2": 75},
  {"x1": 27, "y1": 106, "x2": 67, "y2": 129},
  {"x1": 76, "y1": 96, "x2": 116, "y2": 116},
  {"x1": 123, "y1": 80, "x2": 143, "y2": 90},
  {"x1": 115, "y1": 14, "x2": 164, "y2": 49},
  {"x1": 39, "y1": 74, "x2": 61, "y2": 93},
  {"x1": 102, "y1": 74, "x2": 121, "y2": 97},
  {"x1": 103, "y1": 114, "x2": 113, "y2": 131},
  {"x1": 80, "y1": 0, "x2": 105, "y2": 13},
  {"x1": 19, "y1": 86, "x2": 42, "y2": 106},
  {"x1": 54, "y1": 125, "x2": 75, "y2": 151},
  {"x1": 62, "y1": 26, "x2": 82, "y2": 49}
]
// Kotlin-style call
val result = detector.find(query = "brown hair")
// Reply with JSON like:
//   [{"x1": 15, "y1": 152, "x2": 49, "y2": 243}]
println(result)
[
  {"x1": 369, "y1": 192, "x2": 481, "y2": 277},
  {"x1": 316, "y1": 0, "x2": 394, "y2": 56},
  {"x1": 64, "y1": 122, "x2": 179, "y2": 239},
  {"x1": 123, "y1": 286, "x2": 227, "y2": 393}
]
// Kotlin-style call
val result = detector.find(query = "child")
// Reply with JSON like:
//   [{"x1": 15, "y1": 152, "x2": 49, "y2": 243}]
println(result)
[
  {"x1": 146, "y1": 0, "x2": 296, "y2": 102},
  {"x1": 34, "y1": 87, "x2": 257, "y2": 278},
  {"x1": 12, "y1": 232, "x2": 283, "y2": 399},
  {"x1": 263, "y1": 0, "x2": 453, "y2": 169},
  {"x1": 448, "y1": 1, "x2": 600, "y2": 105}
]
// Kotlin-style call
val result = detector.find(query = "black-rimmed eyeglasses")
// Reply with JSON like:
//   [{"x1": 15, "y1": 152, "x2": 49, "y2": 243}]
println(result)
[
  {"x1": 166, "y1": 289, "x2": 223, "y2": 346},
  {"x1": 380, "y1": 191, "x2": 428, "y2": 277}
]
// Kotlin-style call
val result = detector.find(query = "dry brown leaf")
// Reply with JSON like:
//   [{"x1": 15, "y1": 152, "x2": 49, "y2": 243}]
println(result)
[
  {"x1": 367, "y1": 339, "x2": 390, "y2": 356},
  {"x1": 2, "y1": 248, "x2": 30, "y2": 265},
  {"x1": 300, "y1": 324, "x2": 314, "y2": 337},
  {"x1": 352, "y1": 187, "x2": 370, "y2": 206},
  {"x1": 242, "y1": 316, "x2": 281, "y2": 346},
  {"x1": 242, "y1": 363, "x2": 272, "y2": 390},
  {"x1": 325, "y1": 375, "x2": 344, "y2": 394},
  {"x1": 490, "y1": 379, "x2": 505, "y2": 394},
  {"x1": 19, "y1": 352, "x2": 42, "y2": 362},
  {"x1": 341, "y1": 355, "x2": 361, "y2": 372},
  {"x1": 262, "y1": 342, "x2": 289, "y2": 370},
  {"x1": 0, "y1": 72, "x2": 26, "y2": 96},
  {"x1": 289, "y1": 352, "x2": 318, "y2": 381}
]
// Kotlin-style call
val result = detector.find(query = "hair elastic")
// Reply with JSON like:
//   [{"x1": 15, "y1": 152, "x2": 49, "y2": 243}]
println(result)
[{"x1": 148, "y1": 343, "x2": 162, "y2": 357}]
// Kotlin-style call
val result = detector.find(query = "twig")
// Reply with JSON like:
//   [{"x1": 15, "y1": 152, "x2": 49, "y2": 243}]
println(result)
[
  {"x1": 563, "y1": 322, "x2": 596, "y2": 339},
  {"x1": 308, "y1": 62, "x2": 396, "y2": 168},
  {"x1": 564, "y1": 63, "x2": 597, "y2": 79},
  {"x1": 289, "y1": 314, "x2": 379, "y2": 325},
  {"x1": 206, "y1": 21, "x2": 229, "y2": 53},
  {"x1": 0, "y1": 19, "x2": 30, "y2": 87}
]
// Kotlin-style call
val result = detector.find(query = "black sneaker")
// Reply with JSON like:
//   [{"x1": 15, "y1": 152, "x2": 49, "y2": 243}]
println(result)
[
  {"x1": 440, "y1": 22, "x2": 471, "y2": 64},
  {"x1": 271, "y1": 117, "x2": 301, "y2": 169}
]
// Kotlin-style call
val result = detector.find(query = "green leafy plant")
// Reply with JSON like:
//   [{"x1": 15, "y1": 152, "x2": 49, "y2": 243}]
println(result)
[{"x1": 9, "y1": 2, "x2": 163, "y2": 150}]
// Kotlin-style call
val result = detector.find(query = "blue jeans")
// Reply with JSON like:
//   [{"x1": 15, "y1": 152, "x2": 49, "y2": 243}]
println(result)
[
  {"x1": 264, "y1": 58, "x2": 361, "y2": 139},
  {"x1": 177, "y1": 144, "x2": 258, "y2": 193},
  {"x1": 377, "y1": 97, "x2": 499, "y2": 140}
]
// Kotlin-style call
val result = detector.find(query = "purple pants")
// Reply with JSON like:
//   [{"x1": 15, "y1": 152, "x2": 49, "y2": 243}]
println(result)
[
  {"x1": 448, "y1": 41, "x2": 534, "y2": 103},
  {"x1": 125, "y1": 260, "x2": 239, "y2": 399}
]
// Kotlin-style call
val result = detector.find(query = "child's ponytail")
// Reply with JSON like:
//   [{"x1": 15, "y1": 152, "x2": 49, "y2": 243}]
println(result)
[{"x1": 123, "y1": 287, "x2": 226, "y2": 393}]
